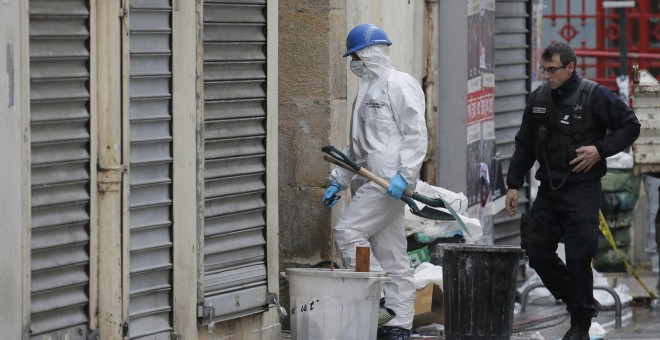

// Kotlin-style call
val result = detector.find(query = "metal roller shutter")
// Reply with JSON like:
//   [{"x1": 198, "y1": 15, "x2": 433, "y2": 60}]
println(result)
[
  {"x1": 200, "y1": 0, "x2": 269, "y2": 322},
  {"x1": 29, "y1": 0, "x2": 92, "y2": 338},
  {"x1": 127, "y1": 0, "x2": 174, "y2": 338},
  {"x1": 493, "y1": 0, "x2": 530, "y2": 244}
]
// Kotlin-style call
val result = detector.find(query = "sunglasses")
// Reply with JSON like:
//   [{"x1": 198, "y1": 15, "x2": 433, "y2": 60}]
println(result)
[{"x1": 539, "y1": 65, "x2": 567, "y2": 74}]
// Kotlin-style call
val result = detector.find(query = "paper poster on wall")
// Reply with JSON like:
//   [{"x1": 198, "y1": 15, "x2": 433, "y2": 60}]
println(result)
[
  {"x1": 467, "y1": 0, "x2": 496, "y2": 242},
  {"x1": 466, "y1": 0, "x2": 495, "y2": 207},
  {"x1": 531, "y1": 2, "x2": 544, "y2": 90}
]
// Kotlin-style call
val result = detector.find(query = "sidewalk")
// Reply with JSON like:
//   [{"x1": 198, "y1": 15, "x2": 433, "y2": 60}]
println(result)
[
  {"x1": 512, "y1": 271, "x2": 660, "y2": 340},
  {"x1": 280, "y1": 271, "x2": 660, "y2": 339}
]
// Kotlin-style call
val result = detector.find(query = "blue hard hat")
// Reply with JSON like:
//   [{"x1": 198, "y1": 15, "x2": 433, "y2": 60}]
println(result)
[{"x1": 343, "y1": 24, "x2": 392, "y2": 57}]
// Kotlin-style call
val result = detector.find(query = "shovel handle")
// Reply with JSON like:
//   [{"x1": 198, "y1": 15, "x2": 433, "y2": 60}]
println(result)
[
  {"x1": 322, "y1": 155, "x2": 414, "y2": 197},
  {"x1": 322, "y1": 150, "x2": 471, "y2": 237},
  {"x1": 321, "y1": 146, "x2": 362, "y2": 172},
  {"x1": 323, "y1": 154, "x2": 470, "y2": 235}
]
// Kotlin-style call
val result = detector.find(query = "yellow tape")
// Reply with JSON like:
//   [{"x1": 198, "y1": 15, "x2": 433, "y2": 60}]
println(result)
[{"x1": 598, "y1": 210, "x2": 657, "y2": 299}]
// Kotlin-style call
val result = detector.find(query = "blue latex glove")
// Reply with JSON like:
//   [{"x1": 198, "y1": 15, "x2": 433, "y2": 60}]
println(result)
[
  {"x1": 387, "y1": 172, "x2": 407, "y2": 200},
  {"x1": 322, "y1": 181, "x2": 341, "y2": 207}
]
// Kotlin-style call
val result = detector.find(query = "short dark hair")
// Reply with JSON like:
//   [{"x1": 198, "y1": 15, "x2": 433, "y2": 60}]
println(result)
[{"x1": 541, "y1": 42, "x2": 577, "y2": 67}]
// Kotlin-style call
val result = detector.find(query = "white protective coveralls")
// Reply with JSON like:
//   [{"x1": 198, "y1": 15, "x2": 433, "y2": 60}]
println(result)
[{"x1": 330, "y1": 43, "x2": 428, "y2": 329}]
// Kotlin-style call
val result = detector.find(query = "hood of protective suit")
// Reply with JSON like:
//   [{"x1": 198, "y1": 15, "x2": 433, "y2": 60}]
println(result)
[{"x1": 355, "y1": 44, "x2": 394, "y2": 80}]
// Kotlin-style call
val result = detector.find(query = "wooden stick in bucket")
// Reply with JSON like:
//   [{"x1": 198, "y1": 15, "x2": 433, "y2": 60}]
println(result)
[{"x1": 356, "y1": 246, "x2": 370, "y2": 272}]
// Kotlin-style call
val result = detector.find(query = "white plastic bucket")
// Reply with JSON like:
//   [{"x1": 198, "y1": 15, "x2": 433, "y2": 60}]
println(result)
[{"x1": 286, "y1": 268, "x2": 389, "y2": 340}]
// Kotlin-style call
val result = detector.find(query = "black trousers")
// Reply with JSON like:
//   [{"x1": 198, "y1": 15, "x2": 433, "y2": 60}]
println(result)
[{"x1": 527, "y1": 180, "x2": 601, "y2": 328}]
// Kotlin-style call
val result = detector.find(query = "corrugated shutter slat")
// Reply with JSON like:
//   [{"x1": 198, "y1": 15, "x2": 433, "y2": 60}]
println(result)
[
  {"x1": 29, "y1": 0, "x2": 91, "y2": 337},
  {"x1": 127, "y1": 1, "x2": 173, "y2": 338},
  {"x1": 202, "y1": 0, "x2": 269, "y2": 322},
  {"x1": 494, "y1": 0, "x2": 530, "y2": 244}
]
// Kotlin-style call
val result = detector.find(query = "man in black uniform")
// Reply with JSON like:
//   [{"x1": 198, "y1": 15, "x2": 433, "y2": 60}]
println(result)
[{"x1": 505, "y1": 42, "x2": 640, "y2": 340}]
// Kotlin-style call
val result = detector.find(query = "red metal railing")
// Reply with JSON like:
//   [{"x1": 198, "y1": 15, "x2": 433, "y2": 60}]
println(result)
[{"x1": 545, "y1": 0, "x2": 660, "y2": 90}]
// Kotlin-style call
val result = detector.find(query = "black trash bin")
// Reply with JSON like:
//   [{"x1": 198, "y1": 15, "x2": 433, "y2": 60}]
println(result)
[{"x1": 441, "y1": 244, "x2": 523, "y2": 340}]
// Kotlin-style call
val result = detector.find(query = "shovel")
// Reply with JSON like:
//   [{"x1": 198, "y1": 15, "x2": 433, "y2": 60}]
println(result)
[{"x1": 322, "y1": 146, "x2": 471, "y2": 237}]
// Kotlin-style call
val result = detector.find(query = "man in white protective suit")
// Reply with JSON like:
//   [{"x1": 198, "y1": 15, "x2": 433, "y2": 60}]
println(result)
[{"x1": 322, "y1": 23, "x2": 428, "y2": 340}]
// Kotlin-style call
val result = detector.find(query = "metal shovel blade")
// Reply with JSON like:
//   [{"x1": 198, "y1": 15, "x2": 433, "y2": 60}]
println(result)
[{"x1": 402, "y1": 196, "x2": 453, "y2": 221}]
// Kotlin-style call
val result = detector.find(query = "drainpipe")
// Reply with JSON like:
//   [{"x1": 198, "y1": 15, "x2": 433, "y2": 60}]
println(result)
[{"x1": 423, "y1": 0, "x2": 439, "y2": 185}]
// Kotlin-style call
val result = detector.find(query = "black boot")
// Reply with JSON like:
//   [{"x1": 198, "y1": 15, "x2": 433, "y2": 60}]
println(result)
[
  {"x1": 562, "y1": 325, "x2": 589, "y2": 340},
  {"x1": 378, "y1": 298, "x2": 396, "y2": 325},
  {"x1": 377, "y1": 326, "x2": 412, "y2": 340}
]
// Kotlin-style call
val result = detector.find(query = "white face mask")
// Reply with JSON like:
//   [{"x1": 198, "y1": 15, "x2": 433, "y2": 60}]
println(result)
[{"x1": 350, "y1": 60, "x2": 367, "y2": 77}]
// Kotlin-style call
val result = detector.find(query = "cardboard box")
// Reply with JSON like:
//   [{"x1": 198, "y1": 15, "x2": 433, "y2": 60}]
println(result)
[{"x1": 413, "y1": 283, "x2": 444, "y2": 328}]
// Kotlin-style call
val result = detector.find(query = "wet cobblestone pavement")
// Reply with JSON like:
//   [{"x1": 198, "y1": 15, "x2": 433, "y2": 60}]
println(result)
[{"x1": 512, "y1": 272, "x2": 660, "y2": 340}]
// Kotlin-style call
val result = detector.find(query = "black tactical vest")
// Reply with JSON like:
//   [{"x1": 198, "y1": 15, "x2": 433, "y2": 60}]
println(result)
[{"x1": 531, "y1": 78, "x2": 601, "y2": 174}]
